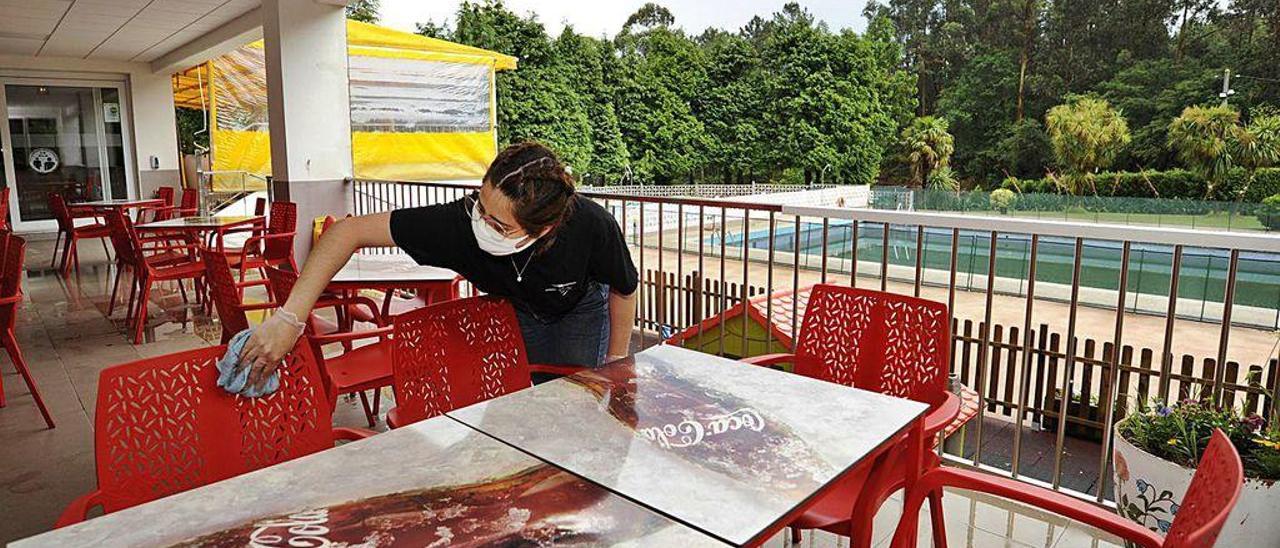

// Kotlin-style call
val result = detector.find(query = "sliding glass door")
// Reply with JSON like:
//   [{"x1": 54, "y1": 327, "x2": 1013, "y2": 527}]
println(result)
[{"x1": 0, "y1": 79, "x2": 134, "y2": 231}]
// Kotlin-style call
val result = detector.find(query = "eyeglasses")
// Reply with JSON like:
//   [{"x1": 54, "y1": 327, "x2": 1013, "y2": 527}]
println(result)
[{"x1": 465, "y1": 194, "x2": 521, "y2": 237}]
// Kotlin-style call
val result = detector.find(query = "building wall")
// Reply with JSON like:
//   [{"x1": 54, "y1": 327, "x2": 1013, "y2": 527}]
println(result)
[{"x1": 0, "y1": 54, "x2": 181, "y2": 210}]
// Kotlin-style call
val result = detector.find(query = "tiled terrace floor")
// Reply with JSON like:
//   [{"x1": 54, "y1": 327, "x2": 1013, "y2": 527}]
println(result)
[{"x1": 0, "y1": 237, "x2": 1126, "y2": 547}]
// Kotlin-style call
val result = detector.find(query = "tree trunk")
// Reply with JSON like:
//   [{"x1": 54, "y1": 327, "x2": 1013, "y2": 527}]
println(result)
[
  {"x1": 1015, "y1": 0, "x2": 1037, "y2": 123},
  {"x1": 1174, "y1": 3, "x2": 1190, "y2": 61}
]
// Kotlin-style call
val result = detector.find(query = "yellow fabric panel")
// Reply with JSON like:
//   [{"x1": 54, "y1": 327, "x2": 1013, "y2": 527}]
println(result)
[
  {"x1": 352, "y1": 131, "x2": 495, "y2": 181},
  {"x1": 345, "y1": 20, "x2": 517, "y2": 70},
  {"x1": 211, "y1": 129, "x2": 272, "y2": 191}
]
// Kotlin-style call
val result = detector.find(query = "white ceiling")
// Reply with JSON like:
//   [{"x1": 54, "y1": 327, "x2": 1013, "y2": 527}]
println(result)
[{"x1": 0, "y1": 0, "x2": 260, "y2": 62}]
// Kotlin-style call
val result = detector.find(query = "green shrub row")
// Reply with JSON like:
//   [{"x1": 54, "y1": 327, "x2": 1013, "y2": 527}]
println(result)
[{"x1": 1000, "y1": 167, "x2": 1280, "y2": 203}]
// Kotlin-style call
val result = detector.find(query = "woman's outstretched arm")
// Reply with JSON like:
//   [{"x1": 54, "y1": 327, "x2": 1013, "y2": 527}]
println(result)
[{"x1": 240, "y1": 212, "x2": 394, "y2": 387}]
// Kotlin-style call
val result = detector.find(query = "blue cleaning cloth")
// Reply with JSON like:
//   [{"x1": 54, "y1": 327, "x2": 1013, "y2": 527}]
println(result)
[{"x1": 217, "y1": 328, "x2": 280, "y2": 397}]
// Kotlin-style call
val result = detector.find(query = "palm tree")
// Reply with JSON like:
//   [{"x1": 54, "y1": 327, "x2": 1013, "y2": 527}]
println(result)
[
  {"x1": 1232, "y1": 113, "x2": 1280, "y2": 198},
  {"x1": 901, "y1": 116, "x2": 954, "y2": 188},
  {"x1": 1166, "y1": 105, "x2": 1241, "y2": 197},
  {"x1": 1044, "y1": 96, "x2": 1130, "y2": 195}
]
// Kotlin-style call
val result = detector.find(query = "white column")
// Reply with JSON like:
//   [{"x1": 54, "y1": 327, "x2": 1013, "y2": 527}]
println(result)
[
  {"x1": 261, "y1": 0, "x2": 351, "y2": 259},
  {"x1": 130, "y1": 71, "x2": 181, "y2": 199}
]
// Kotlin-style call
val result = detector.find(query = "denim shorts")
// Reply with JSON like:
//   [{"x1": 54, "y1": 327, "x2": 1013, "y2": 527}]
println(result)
[{"x1": 514, "y1": 282, "x2": 610, "y2": 372}]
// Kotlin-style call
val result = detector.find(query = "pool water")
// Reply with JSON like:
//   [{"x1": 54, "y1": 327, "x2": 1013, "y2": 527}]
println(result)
[{"x1": 712, "y1": 220, "x2": 1280, "y2": 321}]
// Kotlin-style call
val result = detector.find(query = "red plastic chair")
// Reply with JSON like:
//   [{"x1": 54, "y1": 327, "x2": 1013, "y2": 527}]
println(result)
[
  {"x1": 387, "y1": 296, "x2": 583, "y2": 428},
  {"x1": 891, "y1": 428, "x2": 1243, "y2": 548},
  {"x1": 738, "y1": 284, "x2": 959, "y2": 547},
  {"x1": 103, "y1": 208, "x2": 189, "y2": 320},
  {"x1": 178, "y1": 187, "x2": 198, "y2": 216},
  {"x1": 0, "y1": 235, "x2": 55, "y2": 429},
  {"x1": 104, "y1": 209, "x2": 206, "y2": 343},
  {"x1": 143, "y1": 187, "x2": 199, "y2": 222},
  {"x1": 265, "y1": 266, "x2": 391, "y2": 427},
  {"x1": 202, "y1": 249, "x2": 279, "y2": 344},
  {"x1": 231, "y1": 200, "x2": 298, "y2": 288},
  {"x1": 49, "y1": 193, "x2": 110, "y2": 276},
  {"x1": 54, "y1": 341, "x2": 372, "y2": 527}
]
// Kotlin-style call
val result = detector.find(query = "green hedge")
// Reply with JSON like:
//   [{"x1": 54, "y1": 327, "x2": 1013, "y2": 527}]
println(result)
[{"x1": 1000, "y1": 167, "x2": 1280, "y2": 203}]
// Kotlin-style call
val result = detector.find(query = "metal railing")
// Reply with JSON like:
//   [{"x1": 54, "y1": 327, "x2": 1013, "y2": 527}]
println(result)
[
  {"x1": 351, "y1": 178, "x2": 1280, "y2": 504},
  {"x1": 197, "y1": 170, "x2": 269, "y2": 215}
]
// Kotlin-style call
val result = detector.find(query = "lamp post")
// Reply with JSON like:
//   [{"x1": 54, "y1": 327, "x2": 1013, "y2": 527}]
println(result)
[{"x1": 819, "y1": 163, "x2": 832, "y2": 186}]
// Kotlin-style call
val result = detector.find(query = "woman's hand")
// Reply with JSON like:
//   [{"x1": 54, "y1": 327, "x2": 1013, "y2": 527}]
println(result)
[{"x1": 238, "y1": 310, "x2": 306, "y2": 390}]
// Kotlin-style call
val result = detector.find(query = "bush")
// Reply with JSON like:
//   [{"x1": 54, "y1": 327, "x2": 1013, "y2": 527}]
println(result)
[
  {"x1": 989, "y1": 188, "x2": 1017, "y2": 213},
  {"x1": 1258, "y1": 194, "x2": 1280, "y2": 230}
]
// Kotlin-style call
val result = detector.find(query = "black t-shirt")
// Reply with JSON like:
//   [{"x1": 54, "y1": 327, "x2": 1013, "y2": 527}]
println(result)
[{"x1": 389, "y1": 194, "x2": 638, "y2": 319}]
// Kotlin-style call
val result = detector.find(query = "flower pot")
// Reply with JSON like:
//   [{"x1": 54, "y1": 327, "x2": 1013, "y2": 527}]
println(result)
[{"x1": 1112, "y1": 419, "x2": 1278, "y2": 545}]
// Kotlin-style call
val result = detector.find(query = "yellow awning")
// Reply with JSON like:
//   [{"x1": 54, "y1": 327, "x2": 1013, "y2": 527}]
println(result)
[{"x1": 172, "y1": 19, "x2": 516, "y2": 110}]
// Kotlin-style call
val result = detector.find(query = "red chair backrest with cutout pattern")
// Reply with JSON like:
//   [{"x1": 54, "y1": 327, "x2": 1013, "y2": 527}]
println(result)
[
  {"x1": 1163, "y1": 429, "x2": 1244, "y2": 548},
  {"x1": 180, "y1": 188, "x2": 198, "y2": 212},
  {"x1": 792, "y1": 284, "x2": 950, "y2": 407},
  {"x1": 48, "y1": 193, "x2": 74, "y2": 232},
  {"x1": 264, "y1": 201, "x2": 296, "y2": 263},
  {"x1": 202, "y1": 248, "x2": 251, "y2": 344},
  {"x1": 91, "y1": 342, "x2": 334, "y2": 514},
  {"x1": 390, "y1": 296, "x2": 533, "y2": 426},
  {"x1": 155, "y1": 186, "x2": 174, "y2": 206},
  {"x1": 102, "y1": 209, "x2": 140, "y2": 270}
]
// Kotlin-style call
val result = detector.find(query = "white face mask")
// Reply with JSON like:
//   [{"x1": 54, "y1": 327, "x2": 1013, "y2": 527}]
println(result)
[{"x1": 470, "y1": 200, "x2": 535, "y2": 256}]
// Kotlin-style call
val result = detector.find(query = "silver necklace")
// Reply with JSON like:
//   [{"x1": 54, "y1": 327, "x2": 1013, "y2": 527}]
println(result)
[{"x1": 512, "y1": 252, "x2": 534, "y2": 282}]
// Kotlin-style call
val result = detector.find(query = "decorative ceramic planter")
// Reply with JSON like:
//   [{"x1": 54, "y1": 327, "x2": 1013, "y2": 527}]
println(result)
[{"x1": 1112, "y1": 420, "x2": 1279, "y2": 545}]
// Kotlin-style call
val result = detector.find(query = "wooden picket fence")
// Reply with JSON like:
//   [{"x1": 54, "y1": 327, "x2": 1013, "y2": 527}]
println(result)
[{"x1": 641, "y1": 269, "x2": 1280, "y2": 428}]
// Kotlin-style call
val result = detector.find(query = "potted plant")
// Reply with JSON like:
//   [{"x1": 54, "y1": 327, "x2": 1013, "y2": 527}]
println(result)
[{"x1": 1113, "y1": 398, "x2": 1280, "y2": 545}]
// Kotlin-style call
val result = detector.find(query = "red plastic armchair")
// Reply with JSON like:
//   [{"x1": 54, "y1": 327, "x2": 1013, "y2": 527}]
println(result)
[
  {"x1": 891, "y1": 428, "x2": 1243, "y2": 548},
  {"x1": 0, "y1": 235, "x2": 55, "y2": 429},
  {"x1": 105, "y1": 210, "x2": 206, "y2": 343},
  {"x1": 202, "y1": 248, "x2": 279, "y2": 344},
  {"x1": 48, "y1": 193, "x2": 110, "y2": 277},
  {"x1": 738, "y1": 284, "x2": 958, "y2": 547},
  {"x1": 54, "y1": 341, "x2": 372, "y2": 527},
  {"x1": 230, "y1": 200, "x2": 298, "y2": 287},
  {"x1": 387, "y1": 296, "x2": 585, "y2": 428},
  {"x1": 265, "y1": 266, "x2": 391, "y2": 427}
]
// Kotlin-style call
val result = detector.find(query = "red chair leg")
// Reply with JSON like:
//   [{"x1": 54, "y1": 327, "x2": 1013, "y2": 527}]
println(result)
[
  {"x1": 133, "y1": 279, "x2": 152, "y2": 344},
  {"x1": 789, "y1": 527, "x2": 802, "y2": 545},
  {"x1": 107, "y1": 262, "x2": 124, "y2": 316},
  {"x1": 2, "y1": 330, "x2": 55, "y2": 429},
  {"x1": 50, "y1": 232, "x2": 63, "y2": 269},
  {"x1": 357, "y1": 390, "x2": 376, "y2": 428},
  {"x1": 59, "y1": 236, "x2": 75, "y2": 276},
  {"x1": 927, "y1": 489, "x2": 947, "y2": 548},
  {"x1": 125, "y1": 275, "x2": 139, "y2": 324}
]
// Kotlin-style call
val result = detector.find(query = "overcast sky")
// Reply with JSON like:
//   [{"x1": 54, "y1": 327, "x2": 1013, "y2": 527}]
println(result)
[{"x1": 378, "y1": 0, "x2": 872, "y2": 38}]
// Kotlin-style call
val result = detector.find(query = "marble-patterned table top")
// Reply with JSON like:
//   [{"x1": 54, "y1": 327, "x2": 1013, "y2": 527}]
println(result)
[
  {"x1": 14, "y1": 416, "x2": 727, "y2": 548},
  {"x1": 449, "y1": 345, "x2": 929, "y2": 546},
  {"x1": 330, "y1": 253, "x2": 458, "y2": 285}
]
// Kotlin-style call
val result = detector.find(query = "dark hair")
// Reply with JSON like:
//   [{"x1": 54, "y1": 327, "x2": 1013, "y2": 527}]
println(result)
[{"x1": 484, "y1": 141, "x2": 576, "y2": 249}]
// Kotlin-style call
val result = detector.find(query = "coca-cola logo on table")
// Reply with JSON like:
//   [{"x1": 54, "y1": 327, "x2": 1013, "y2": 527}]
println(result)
[
  {"x1": 248, "y1": 509, "x2": 332, "y2": 548},
  {"x1": 637, "y1": 408, "x2": 766, "y2": 449}
]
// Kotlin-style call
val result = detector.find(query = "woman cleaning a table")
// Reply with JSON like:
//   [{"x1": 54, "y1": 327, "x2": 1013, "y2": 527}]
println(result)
[{"x1": 236, "y1": 142, "x2": 639, "y2": 388}]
